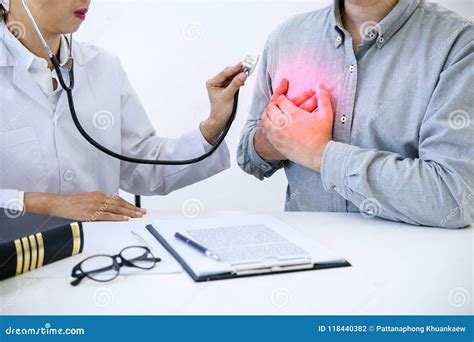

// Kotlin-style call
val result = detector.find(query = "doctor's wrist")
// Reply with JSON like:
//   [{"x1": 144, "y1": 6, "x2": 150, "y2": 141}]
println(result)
[
  {"x1": 200, "y1": 119, "x2": 225, "y2": 145},
  {"x1": 24, "y1": 192, "x2": 55, "y2": 216}
]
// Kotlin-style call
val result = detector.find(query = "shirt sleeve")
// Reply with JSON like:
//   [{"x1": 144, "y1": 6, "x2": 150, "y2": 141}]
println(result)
[
  {"x1": 115, "y1": 58, "x2": 230, "y2": 196},
  {"x1": 0, "y1": 189, "x2": 25, "y2": 211},
  {"x1": 237, "y1": 34, "x2": 285, "y2": 180},
  {"x1": 320, "y1": 39, "x2": 474, "y2": 229}
]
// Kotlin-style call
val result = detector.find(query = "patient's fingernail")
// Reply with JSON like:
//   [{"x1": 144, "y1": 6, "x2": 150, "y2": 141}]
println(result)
[
  {"x1": 311, "y1": 86, "x2": 318, "y2": 93},
  {"x1": 141, "y1": 208, "x2": 147, "y2": 214},
  {"x1": 319, "y1": 83, "x2": 326, "y2": 89}
]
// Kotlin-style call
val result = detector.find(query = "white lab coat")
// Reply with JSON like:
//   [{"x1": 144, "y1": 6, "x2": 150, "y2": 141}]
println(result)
[{"x1": 0, "y1": 30, "x2": 230, "y2": 209}]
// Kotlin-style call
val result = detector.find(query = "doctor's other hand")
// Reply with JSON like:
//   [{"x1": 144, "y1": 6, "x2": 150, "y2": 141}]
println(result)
[
  {"x1": 24, "y1": 192, "x2": 146, "y2": 222},
  {"x1": 201, "y1": 63, "x2": 248, "y2": 144},
  {"x1": 261, "y1": 84, "x2": 334, "y2": 172},
  {"x1": 254, "y1": 78, "x2": 319, "y2": 161}
]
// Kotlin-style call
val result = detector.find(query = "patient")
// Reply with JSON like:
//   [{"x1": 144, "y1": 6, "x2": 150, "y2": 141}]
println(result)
[{"x1": 237, "y1": 0, "x2": 473, "y2": 228}]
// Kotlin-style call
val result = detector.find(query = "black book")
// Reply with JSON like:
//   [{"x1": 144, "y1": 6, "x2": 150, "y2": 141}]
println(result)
[{"x1": 0, "y1": 209, "x2": 84, "y2": 280}]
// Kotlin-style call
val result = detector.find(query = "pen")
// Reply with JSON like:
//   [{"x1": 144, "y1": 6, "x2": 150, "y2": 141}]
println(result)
[
  {"x1": 174, "y1": 232, "x2": 221, "y2": 261},
  {"x1": 131, "y1": 230, "x2": 152, "y2": 249}
]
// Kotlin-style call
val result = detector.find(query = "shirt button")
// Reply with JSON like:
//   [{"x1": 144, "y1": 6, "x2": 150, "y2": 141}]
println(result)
[
  {"x1": 378, "y1": 36, "x2": 385, "y2": 43},
  {"x1": 349, "y1": 65, "x2": 355, "y2": 73},
  {"x1": 340, "y1": 115, "x2": 347, "y2": 123},
  {"x1": 332, "y1": 186, "x2": 340, "y2": 192},
  {"x1": 336, "y1": 36, "x2": 342, "y2": 43},
  {"x1": 63, "y1": 170, "x2": 75, "y2": 182}
]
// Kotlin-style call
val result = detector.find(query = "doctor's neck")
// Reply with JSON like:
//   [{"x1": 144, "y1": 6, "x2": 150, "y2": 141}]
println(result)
[{"x1": 6, "y1": 7, "x2": 61, "y2": 70}]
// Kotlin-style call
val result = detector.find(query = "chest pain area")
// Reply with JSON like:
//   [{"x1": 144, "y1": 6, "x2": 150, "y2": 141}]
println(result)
[{"x1": 272, "y1": 56, "x2": 344, "y2": 114}]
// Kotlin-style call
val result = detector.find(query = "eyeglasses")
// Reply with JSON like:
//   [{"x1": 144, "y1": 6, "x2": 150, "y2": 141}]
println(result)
[{"x1": 70, "y1": 246, "x2": 161, "y2": 286}]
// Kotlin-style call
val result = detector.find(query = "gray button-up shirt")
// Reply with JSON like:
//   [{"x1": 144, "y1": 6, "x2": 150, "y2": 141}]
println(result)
[{"x1": 237, "y1": 0, "x2": 473, "y2": 228}]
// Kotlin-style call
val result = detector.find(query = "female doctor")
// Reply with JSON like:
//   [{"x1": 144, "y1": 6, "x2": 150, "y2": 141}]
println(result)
[{"x1": 0, "y1": 0, "x2": 248, "y2": 221}]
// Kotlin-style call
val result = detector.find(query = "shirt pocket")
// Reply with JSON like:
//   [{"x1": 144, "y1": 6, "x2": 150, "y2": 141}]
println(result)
[{"x1": 0, "y1": 126, "x2": 48, "y2": 191}]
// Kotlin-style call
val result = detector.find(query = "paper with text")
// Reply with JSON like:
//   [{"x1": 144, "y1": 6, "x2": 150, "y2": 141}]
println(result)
[
  {"x1": 153, "y1": 215, "x2": 347, "y2": 277},
  {"x1": 186, "y1": 224, "x2": 310, "y2": 264}
]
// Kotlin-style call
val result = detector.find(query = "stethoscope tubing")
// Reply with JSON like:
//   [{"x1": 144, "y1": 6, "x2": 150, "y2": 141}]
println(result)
[{"x1": 22, "y1": 0, "x2": 238, "y2": 165}]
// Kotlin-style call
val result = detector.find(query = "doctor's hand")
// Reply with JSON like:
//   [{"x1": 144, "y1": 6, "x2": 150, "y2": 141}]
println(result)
[
  {"x1": 261, "y1": 84, "x2": 334, "y2": 172},
  {"x1": 24, "y1": 192, "x2": 146, "y2": 222},
  {"x1": 254, "y1": 79, "x2": 319, "y2": 161},
  {"x1": 201, "y1": 63, "x2": 248, "y2": 145}
]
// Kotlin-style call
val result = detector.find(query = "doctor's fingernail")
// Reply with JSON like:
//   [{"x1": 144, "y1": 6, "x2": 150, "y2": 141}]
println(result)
[
  {"x1": 140, "y1": 208, "x2": 147, "y2": 214},
  {"x1": 319, "y1": 83, "x2": 326, "y2": 89},
  {"x1": 239, "y1": 73, "x2": 248, "y2": 81}
]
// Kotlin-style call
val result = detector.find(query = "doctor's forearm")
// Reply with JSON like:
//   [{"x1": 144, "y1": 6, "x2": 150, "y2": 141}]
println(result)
[{"x1": 199, "y1": 119, "x2": 226, "y2": 145}]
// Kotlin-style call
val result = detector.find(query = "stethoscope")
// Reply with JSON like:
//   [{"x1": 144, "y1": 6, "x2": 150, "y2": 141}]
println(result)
[{"x1": 19, "y1": 0, "x2": 258, "y2": 165}]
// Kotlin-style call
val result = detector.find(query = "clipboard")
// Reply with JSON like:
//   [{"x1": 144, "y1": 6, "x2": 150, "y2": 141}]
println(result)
[{"x1": 146, "y1": 223, "x2": 351, "y2": 282}]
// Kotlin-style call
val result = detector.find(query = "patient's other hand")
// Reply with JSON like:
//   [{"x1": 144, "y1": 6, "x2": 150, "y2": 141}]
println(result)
[
  {"x1": 254, "y1": 79, "x2": 318, "y2": 161},
  {"x1": 262, "y1": 84, "x2": 334, "y2": 172}
]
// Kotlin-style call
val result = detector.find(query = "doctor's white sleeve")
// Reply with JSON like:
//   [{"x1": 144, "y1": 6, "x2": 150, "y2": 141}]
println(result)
[
  {"x1": 115, "y1": 58, "x2": 230, "y2": 196},
  {"x1": 0, "y1": 189, "x2": 25, "y2": 211}
]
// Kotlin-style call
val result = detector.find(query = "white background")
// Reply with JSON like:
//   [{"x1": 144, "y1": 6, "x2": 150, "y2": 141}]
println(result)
[{"x1": 75, "y1": 1, "x2": 473, "y2": 215}]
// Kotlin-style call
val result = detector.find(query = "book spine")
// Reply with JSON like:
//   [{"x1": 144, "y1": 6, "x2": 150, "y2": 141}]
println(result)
[{"x1": 1, "y1": 222, "x2": 83, "y2": 279}]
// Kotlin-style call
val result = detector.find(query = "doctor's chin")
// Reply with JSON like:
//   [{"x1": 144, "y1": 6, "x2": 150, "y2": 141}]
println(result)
[{"x1": 0, "y1": 1, "x2": 472, "y2": 342}]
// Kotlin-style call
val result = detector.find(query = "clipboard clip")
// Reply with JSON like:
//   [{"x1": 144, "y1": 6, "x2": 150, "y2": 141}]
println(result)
[{"x1": 231, "y1": 257, "x2": 314, "y2": 276}]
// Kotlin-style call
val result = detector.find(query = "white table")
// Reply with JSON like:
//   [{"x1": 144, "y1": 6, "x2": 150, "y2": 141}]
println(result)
[{"x1": 1, "y1": 211, "x2": 472, "y2": 315}]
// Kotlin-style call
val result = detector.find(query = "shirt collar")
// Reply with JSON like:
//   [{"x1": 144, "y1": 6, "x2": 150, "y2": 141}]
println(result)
[
  {"x1": 1, "y1": 20, "x2": 69, "y2": 70},
  {"x1": 330, "y1": 0, "x2": 421, "y2": 49}
]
